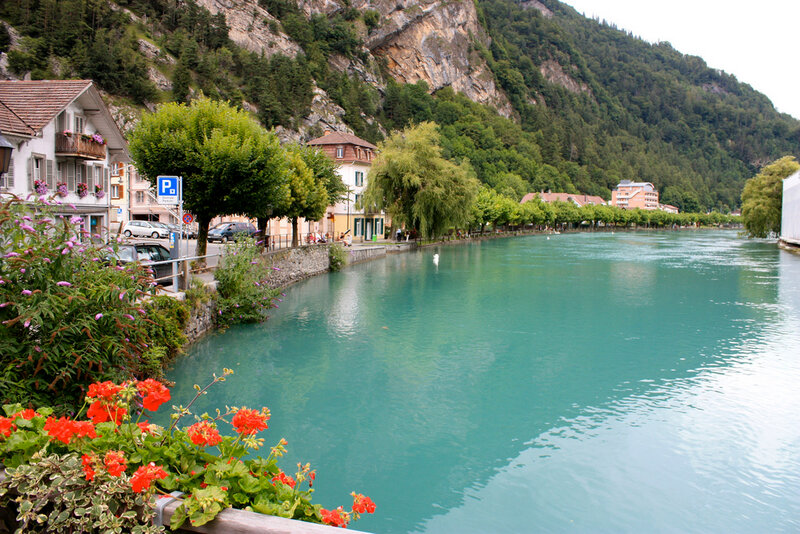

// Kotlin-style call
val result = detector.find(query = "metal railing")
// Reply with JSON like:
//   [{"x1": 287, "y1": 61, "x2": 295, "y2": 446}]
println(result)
[{"x1": 148, "y1": 252, "x2": 222, "y2": 291}]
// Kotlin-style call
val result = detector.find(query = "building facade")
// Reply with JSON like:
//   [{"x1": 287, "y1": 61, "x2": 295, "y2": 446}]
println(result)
[
  {"x1": 0, "y1": 80, "x2": 129, "y2": 236},
  {"x1": 781, "y1": 170, "x2": 800, "y2": 246},
  {"x1": 307, "y1": 131, "x2": 385, "y2": 241},
  {"x1": 611, "y1": 180, "x2": 659, "y2": 210},
  {"x1": 521, "y1": 192, "x2": 606, "y2": 207}
]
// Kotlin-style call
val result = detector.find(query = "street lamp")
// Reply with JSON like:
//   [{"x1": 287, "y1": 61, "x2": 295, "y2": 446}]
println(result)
[{"x1": 0, "y1": 131, "x2": 13, "y2": 176}]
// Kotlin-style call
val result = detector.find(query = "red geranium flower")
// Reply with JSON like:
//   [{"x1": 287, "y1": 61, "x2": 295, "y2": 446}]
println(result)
[
  {"x1": 87, "y1": 400, "x2": 127, "y2": 425},
  {"x1": 13, "y1": 409, "x2": 37, "y2": 420},
  {"x1": 87, "y1": 381, "x2": 122, "y2": 401},
  {"x1": 271, "y1": 470, "x2": 296, "y2": 489},
  {"x1": 137, "y1": 379, "x2": 171, "y2": 412},
  {"x1": 231, "y1": 407, "x2": 270, "y2": 435},
  {"x1": 0, "y1": 416, "x2": 15, "y2": 438},
  {"x1": 186, "y1": 420, "x2": 222, "y2": 447},
  {"x1": 352, "y1": 493, "x2": 376, "y2": 514},
  {"x1": 138, "y1": 420, "x2": 157, "y2": 435},
  {"x1": 131, "y1": 463, "x2": 168, "y2": 493},
  {"x1": 104, "y1": 450, "x2": 127, "y2": 477},
  {"x1": 44, "y1": 416, "x2": 76, "y2": 444},
  {"x1": 82, "y1": 454, "x2": 97, "y2": 481},
  {"x1": 320, "y1": 507, "x2": 349, "y2": 528}
]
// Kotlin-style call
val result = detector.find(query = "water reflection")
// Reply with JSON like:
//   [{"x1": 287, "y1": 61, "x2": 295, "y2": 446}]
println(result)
[{"x1": 168, "y1": 231, "x2": 800, "y2": 533}]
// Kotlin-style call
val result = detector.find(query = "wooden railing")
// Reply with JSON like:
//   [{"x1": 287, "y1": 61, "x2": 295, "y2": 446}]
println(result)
[{"x1": 55, "y1": 134, "x2": 106, "y2": 160}]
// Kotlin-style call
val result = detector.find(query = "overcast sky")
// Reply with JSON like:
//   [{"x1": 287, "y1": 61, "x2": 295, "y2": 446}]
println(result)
[{"x1": 562, "y1": 0, "x2": 800, "y2": 120}]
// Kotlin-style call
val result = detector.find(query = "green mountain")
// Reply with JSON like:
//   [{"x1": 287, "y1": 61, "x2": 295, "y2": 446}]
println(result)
[{"x1": 1, "y1": 0, "x2": 797, "y2": 212}]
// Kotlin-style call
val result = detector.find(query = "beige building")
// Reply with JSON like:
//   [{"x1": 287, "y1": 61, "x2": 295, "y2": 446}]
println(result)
[
  {"x1": 308, "y1": 131, "x2": 385, "y2": 241},
  {"x1": 611, "y1": 180, "x2": 659, "y2": 210}
]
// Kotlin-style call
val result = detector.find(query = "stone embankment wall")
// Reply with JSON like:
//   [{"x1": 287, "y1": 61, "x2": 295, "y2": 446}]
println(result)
[{"x1": 262, "y1": 245, "x2": 331, "y2": 288}]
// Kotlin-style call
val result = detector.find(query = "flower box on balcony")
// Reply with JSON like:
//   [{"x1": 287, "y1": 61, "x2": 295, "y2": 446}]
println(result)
[{"x1": 55, "y1": 131, "x2": 106, "y2": 160}]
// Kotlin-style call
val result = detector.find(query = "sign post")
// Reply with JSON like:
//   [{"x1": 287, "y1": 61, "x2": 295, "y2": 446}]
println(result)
[{"x1": 157, "y1": 176, "x2": 183, "y2": 289}]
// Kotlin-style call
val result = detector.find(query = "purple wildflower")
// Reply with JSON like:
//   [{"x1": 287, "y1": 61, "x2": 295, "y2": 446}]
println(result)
[
  {"x1": 56, "y1": 281, "x2": 71, "y2": 287},
  {"x1": 123, "y1": 314, "x2": 135, "y2": 320},
  {"x1": 20, "y1": 224, "x2": 35, "y2": 232},
  {"x1": 21, "y1": 290, "x2": 32, "y2": 296},
  {"x1": 272, "y1": 267, "x2": 281, "y2": 271},
  {"x1": 24, "y1": 320, "x2": 30, "y2": 328},
  {"x1": 6, "y1": 252, "x2": 19, "y2": 258},
  {"x1": 95, "y1": 313, "x2": 103, "y2": 320}
]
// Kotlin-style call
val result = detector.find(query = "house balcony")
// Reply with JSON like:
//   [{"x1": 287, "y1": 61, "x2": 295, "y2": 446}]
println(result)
[{"x1": 55, "y1": 133, "x2": 106, "y2": 160}]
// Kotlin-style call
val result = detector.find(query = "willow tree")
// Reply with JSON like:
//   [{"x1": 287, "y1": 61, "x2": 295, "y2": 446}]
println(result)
[
  {"x1": 363, "y1": 122, "x2": 479, "y2": 239},
  {"x1": 741, "y1": 156, "x2": 799, "y2": 238},
  {"x1": 129, "y1": 98, "x2": 288, "y2": 258}
]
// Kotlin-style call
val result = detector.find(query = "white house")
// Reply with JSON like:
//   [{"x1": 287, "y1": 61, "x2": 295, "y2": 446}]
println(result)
[
  {"x1": 307, "y1": 131, "x2": 385, "y2": 241},
  {"x1": 0, "y1": 80, "x2": 129, "y2": 237},
  {"x1": 781, "y1": 170, "x2": 800, "y2": 246}
]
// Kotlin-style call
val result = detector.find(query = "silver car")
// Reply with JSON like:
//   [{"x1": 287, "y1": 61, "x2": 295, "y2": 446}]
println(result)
[{"x1": 121, "y1": 220, "x2": 169, "y2": 239}]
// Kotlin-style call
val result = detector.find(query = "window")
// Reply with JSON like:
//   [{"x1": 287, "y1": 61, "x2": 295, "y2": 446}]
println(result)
[
  {"x1": 74, "y1": 115, "x2": 85, "y2": 134},
  {"x1": 111, "y1": 184, "x2": 123, "y2": 200},
  {"x1": 135, "y1": 191, "x2": 145, "y2": 204},
  {"x1": 56, "y1": 111, "x2": 67, "y2": 133},
  {"x1": 336, "y1": 146, "x2": 344, "y2": 158},
  {"x1": 354, "y1": 217, "x2": 362, "y2": 236},
  {"x1": 354, "y1": 193, "x2": 361, "y2": 206},
  {"x1": 355, "y1": 171, "x2": 364, "y2": 186},
  {"x1": 0, "y1": 158, "x2": 12, "y2": 189}
]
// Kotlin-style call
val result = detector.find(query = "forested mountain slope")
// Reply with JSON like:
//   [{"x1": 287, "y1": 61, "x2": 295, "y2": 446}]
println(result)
[{"x1": 1, "y1": 0, "x2": 797, "y2": 211}]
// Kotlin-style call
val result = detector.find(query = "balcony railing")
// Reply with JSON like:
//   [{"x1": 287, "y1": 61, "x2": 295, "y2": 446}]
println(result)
[{"x1": 55, "y1": 133, "x2": 106, "y2": 160}]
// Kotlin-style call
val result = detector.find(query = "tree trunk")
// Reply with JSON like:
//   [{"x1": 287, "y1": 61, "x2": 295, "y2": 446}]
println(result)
[
  {"x1": 257, "y1": 217, "x2": 269, "y2": 249},
  {"x1": 195, "y1": 214, "x2": 211, "y2": 267},
  {"x1": 291, "y1": 217, "x2": 299, "y2": 247}
]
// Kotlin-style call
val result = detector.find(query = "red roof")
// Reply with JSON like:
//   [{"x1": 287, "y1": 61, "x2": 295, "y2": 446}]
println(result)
[
  {"x1": 0, "y1": 99, "x2": 35, "y2": 137},
  {"x1": 307, "y1": 130, "x2": 377, "y2": 150},
  {"x1": 0, "y1": 80, "x2": 93, "y2": 135},
  {"x1": 521, "y1": 192, "x2": 606, "y2": 206}
]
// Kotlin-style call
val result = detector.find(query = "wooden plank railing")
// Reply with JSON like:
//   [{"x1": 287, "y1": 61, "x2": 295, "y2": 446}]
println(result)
[{"x1": 55, "y1": 134, "x2": 106, "y2": 160}]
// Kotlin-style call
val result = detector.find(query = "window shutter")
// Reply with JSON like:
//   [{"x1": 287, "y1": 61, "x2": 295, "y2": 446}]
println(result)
[
  {"x1": 86, "y1": 165, "x2": 93, "y2": 189},
  {"x1": 46, "y1": 159, "x2": 54, "y2": 188},
  {"x1": 7, "y1": 158, "x2": 14, "y2": 188},
  {"x1": 104, "y1": 167, "x2": 109, "y2": 190},
  {"x1": 27, "y1": 157, "x2": 33, "y2": 189},
  {"x1": 67, "y1": 161, "x2": 76, "y2": 191}
]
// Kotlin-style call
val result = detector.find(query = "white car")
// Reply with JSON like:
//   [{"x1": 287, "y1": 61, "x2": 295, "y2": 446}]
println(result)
[{"x1": 121, "y1": 220, "x2": 169, "y2": 239}]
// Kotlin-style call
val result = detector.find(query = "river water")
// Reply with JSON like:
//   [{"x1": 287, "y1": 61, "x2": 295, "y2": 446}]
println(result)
[{"x1": 167, "y1": 230, "x2": 800, "y2": 533}]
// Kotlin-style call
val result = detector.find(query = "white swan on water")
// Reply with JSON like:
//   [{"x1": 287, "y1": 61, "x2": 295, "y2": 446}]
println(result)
[{"x1": 433, "y1": 253, "x2": 439, "y2": 265}]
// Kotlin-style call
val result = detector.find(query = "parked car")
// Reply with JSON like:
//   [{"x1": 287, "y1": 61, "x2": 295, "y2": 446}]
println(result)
[
  {"x1": 112, "y1": 243, "x2": 174, "y2": 287},
  {"x1": 207, "y1": 222, "x2": 259, "y2": 243},
  {"x1": 121, "y1": 220, "x2": 169, "y2": 239},
  {"x1": 164, "y1": 222, "x2": 197, "y2": 239}
]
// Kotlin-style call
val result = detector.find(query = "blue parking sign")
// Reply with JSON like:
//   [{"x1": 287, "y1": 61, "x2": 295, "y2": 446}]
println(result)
[{"x1": 157, "y1": 175, "x2": 180, "y2": 205}]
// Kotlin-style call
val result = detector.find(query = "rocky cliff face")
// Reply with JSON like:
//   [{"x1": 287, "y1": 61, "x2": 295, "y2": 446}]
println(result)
[
  {"x1": 196, "y1": 0, "x2": 302, "y2": 57},
  {"x1": 369, "y1": 0, "x2": 512, "y2": 116},
  {"x1": 302, "y1": 0, "x2": 514, "y2": 117}
]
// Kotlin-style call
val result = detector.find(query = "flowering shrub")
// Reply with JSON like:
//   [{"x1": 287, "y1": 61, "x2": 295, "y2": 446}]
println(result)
[
  {"x1": 0, "y1": 197, "x2": 186, "y2": 410},
  {"x1": 0, "y1": 371, "x2": 375, "y2": 531},
  {"x1": 56, "y1": 181, "x2": 68, "y2": 197},
  {"x1": 214, "y1": 236, "x2": 280, "y2": 326},
  {"x1": 33, "y1": 179, "x2": 47, "y2": 195},
  {"x1": 77, "y1": 182, "x2": 88, "y2": 198},
  {"x1": 95, "y1": 184, "x2": 105, "y2": 199},
  {"x1": 91, "y1": 133, "x2": 106, "y2": 145}
]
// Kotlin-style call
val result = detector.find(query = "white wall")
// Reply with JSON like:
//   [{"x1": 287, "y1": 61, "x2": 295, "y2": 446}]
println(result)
[{"x1": 781, "y1": 170, "x2": 800, "y2": 244}]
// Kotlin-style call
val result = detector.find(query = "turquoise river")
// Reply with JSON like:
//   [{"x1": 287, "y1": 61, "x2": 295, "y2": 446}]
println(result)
[{"x1": 167, "y1": 230, "x2": 800, "y2": 533}]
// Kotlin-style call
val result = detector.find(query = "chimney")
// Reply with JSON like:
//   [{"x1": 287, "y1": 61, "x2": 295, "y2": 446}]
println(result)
[{"x1": 323, "y1": 130, "x2": 331, "y2": 136}]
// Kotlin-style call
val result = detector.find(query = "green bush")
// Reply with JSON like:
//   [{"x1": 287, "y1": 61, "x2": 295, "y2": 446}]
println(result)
[
  {"x1": 0, "y1": 198, "x2": 167, "y2": 411},
  {"x1": 213, "y1": 236, "x2": 279, "y2": 326},
  {"x1": 328, "y1": 244, "x2": 347, "y2": 272}
]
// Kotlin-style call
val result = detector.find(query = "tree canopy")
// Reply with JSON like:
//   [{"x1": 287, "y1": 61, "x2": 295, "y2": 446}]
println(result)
[
  {"x1": 741, "y1": 156, "x2": 800, "y2": 238},
  {"x1": 364, "y1": 122, "x2": 479, "y2": 239},
  {"x1": 129, "y1": 98, "x2": 289, "y2": 255}
]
